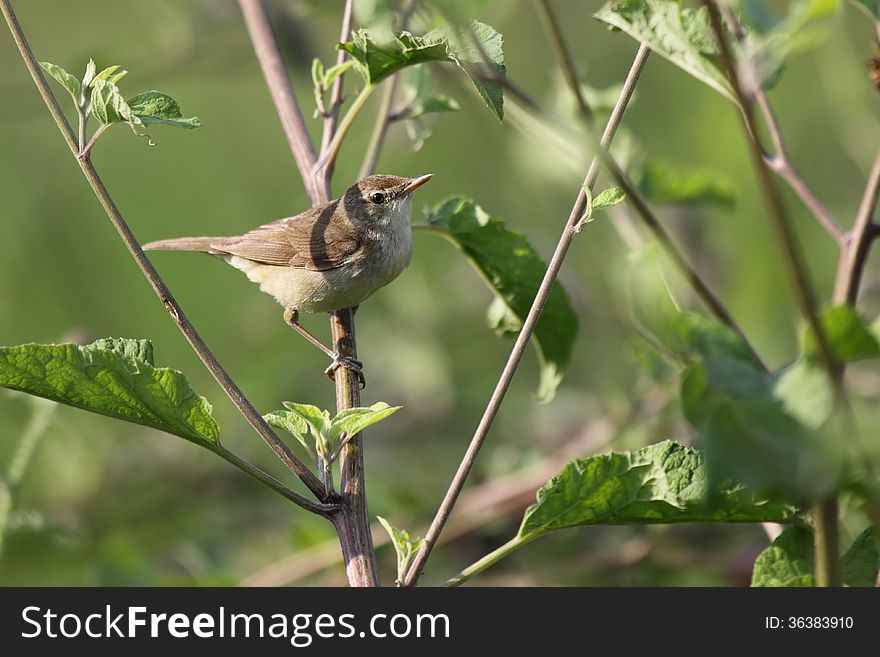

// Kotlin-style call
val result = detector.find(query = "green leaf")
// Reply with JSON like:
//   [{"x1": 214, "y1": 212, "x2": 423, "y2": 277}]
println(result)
[
  {"x1": 127, "y1": 91, "x2": 203, "y2": 129},
  {"x1": 38, "y1": 62, "x2": 81, "y2": 101},
  {"x1": 841, "y1": 526, "x2": 880, "y2": 587},
  {"x1": 486, "y1": 296, "x2": 523, "y2": 338},
  {"x1": 323, "y1": 60, "x2": 354, "y2": 88},
  {"x1": 775, "y1": 305, "x2": 878, "y2": 430},
  {"x1": 772, "y1": 359, "x2": 834, "y2": 430},
  {"x1": 594, "y1": 0, "x2": 735, "y2": 102},
  {"x1": 682, "y1": 355, "x2": 840, "y2": 499},
  {"x1": 430, "y1": 20, "x2": 505, "y2": 122},
  {"x1": 595, "y1": 1, "x2": 838, "y2": 98},
  {"x1": 281, "y1": 402, "x2": 332, "y2": 453},
  {"x1": 82, "y1": 59, "x2": 96, "y2": 88},
  {"x1": 329, "y1": 402, "x2": 401, "y2": 444},
  {"x1": 740, "y1": 0, "x2": 842, "y2": 77},
  {"x1": 264, "y1": 409, "x2": 314, "y2": 458},
  {"x1": 425, "y1": 197, "x2": 578, "y2": 401},
  {"x1": 90, "y1": 79, "x2": 143, "y2": 131},
  {"x1": 591, "y1": 187, "x2": 626, "y2": 213},
  {"x1": 752, "y1": 525, "x2": 879, "y2": 586},
  {"x1": 519, "y1": 441, "x2": 794, "y2": 540},
  {"x1": 90, "y1": 65, "x2": 122, "y2": 87},
  {"x1": 340, "y1": 21, "x2": 504, "y2": 122},
  {"x1": 636, "y1": 159, "x2": 736, "y2": 206},
  {"x1": 631, "y1": 248, "x2": 839, "y2": 498},
  {"x1": 339, "y1": 29, "x2": 451, "y2": 85},
  {"x1": 751, "y1": 526, "x2": 815, "y2": 586},
  {"x1": 400, "y1": 66, "x2": 460, "y2": 120},
  {"x1": 629, "y1": 247, "x2": 760, "y2": 367},
  {"x1": 803, "y1": 304, "x2": 880, "y2": 363},
  {"x1": 377, "y1": 516, "x2": 424, "y2": 583},
  {"x1": 0, "y1": 339, "x2": 219, "y2": 446},
  {"x1": 849, "y1": 0, "x2": 880, "y2": 20}
]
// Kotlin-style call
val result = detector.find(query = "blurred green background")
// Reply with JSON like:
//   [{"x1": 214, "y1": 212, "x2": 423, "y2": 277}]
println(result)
[{"x1": 1, "y1": 0, "x2": 877, "y2": 586}]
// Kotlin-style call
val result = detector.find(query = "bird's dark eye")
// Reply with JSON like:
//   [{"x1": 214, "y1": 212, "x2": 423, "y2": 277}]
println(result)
[{"x1": 369, "y1": 192, "x2": 385, "y2": 204}]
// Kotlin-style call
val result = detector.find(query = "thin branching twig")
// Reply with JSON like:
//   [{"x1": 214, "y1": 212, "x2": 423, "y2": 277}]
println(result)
[
  {"x1": 402, "y1": 44, "x2": 652, "y2": 587},
  {"x1": 1, "y1": 0, "x2": 328, "y2": 509},
  {"x1": 704, "y1": 0, "x2": 843, "y2": 587}
]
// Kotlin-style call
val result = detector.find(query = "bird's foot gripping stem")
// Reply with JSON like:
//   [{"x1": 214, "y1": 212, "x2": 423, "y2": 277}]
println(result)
[{"x1": 325, "y1": 354, "x2": 366, "y2": 389}]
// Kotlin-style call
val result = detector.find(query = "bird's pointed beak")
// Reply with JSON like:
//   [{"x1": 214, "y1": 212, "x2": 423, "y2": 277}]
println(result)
[{"x1": 401, "y1": 173, "x2": 434, "y2": 196}]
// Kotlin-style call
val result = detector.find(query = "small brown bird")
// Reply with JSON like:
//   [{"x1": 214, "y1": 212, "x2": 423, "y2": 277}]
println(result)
[{"x1": 144, "y1": 173, "x2": 433, "y2": 384}]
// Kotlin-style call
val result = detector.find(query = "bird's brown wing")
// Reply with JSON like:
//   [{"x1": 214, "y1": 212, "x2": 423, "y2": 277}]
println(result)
[{"x1": 213, "y1": 200, "x2": 361, "y2": 271}]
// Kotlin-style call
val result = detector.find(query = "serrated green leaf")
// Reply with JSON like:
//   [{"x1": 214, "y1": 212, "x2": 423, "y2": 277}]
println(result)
[
  {"x1": 377, "y1": 516, "x2": 424, "y2": 583},
  {"x1": 591, "y1": 187, "x2": 626, "y2": 213},
  {"x1": 425, "y1": 197, "x2": 577, "y2": 401},
  {"x1": 38, "y1": 62, "x2": 80, "y2": 101},
  {"x1": 340, "y1": 21, "x2": 504, "y2": 122},
  {"x1": 90, "y1": 337, "x2": 155, "y2": 363},
  {"x1": 429, "y1": 20, "x2": 505, "y2": 122},
  {"x1": 328, "y1": 402, "x2": 401, "y2": 444},
  {"x1": 339, "y1": 29, "x2": 451, "y2": 85},
  {"x1": 849, "y1": 0, "x2": 880, "y2": 20},
  {"x1": 803, "y1": 304, "x2": 880, "y2": 363},
  {"x1": 0, "y1": 339, "x2": 219, "y2": 446},
  {"x1": 595, "y1": 0, "x2": 839, "y2": 98},
  {"x1": 751, "y1": 526, "x2": 815, "y2": 586},
  {"x1": 636, "y1": 159, "x2": 736, "y2": 206},
  {"x1": 594, "y1": 0, "x2": 735, "y2": 102},
  {"x1": 127, "y1": 91, "x2": 203, "y2": 129},
  {"x1": 752, "y1": 525, "x2": 879, "y2": 586},
  {"x1": 519, "y1": 441, "x2": 794, "y2": 540}
]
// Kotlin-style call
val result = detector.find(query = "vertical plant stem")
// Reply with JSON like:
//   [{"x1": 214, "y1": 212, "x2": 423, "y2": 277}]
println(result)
[
  {"x1": 320, "y1": 0, "x2": 355, "y2": 161},
  {"x1": 704, "y1": 0, "x2": 843, "y2": 587},
  {"x1": 329, "y1": 309, "x2": 380, "y2": 587},
  {"x1": 1, "y1": 0, "x2": 326, "y2": 505},
  {"x1": 238, "y1": 0, "x2": 323, "y2": 204},
  {"x1": 314, "y1": 84, "x2": 377, "y2": 181},
  {"x1": 402, "y1": 44, "x2": 652, "y2": 587},
  {"x1": 238, "y1": 0, "x2": 381, "y2": 585}
]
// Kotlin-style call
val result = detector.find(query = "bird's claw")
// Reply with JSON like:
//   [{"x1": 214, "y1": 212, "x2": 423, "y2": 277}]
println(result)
[{"x1": 325, "y1": 354, "x2": 366, "y2": 389}]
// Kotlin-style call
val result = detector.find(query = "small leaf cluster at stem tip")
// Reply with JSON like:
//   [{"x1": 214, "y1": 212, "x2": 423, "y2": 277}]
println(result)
[
  {"x1": 265, "y1": 402, "x2": 400, "y2": 495},
  {"x1": 39, "y1": 58, "x2": 201, "y2": 156}
]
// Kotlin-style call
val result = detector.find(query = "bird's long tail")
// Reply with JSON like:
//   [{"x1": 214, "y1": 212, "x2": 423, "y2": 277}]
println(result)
[{"x1": 142, "y1": 237, "x2": 227, "y2": 254}]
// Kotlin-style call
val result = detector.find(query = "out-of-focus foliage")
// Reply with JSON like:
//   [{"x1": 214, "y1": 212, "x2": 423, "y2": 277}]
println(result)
[{"x1": 751, "y1": 525, "x2": 879, "y2": 586}]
